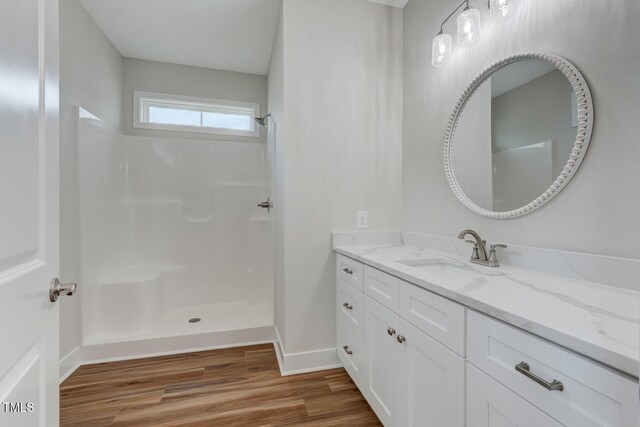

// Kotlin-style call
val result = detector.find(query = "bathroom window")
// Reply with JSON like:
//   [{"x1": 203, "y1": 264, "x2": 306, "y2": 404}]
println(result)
[{"x1": 133, "y1": 91, "x2": 260, "y2": 137}]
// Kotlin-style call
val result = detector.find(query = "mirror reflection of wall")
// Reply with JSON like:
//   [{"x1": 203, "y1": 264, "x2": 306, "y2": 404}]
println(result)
[
  {"x1": 453, "y1": 59, "x2": 577, "y2": 212},
  {"x1": 453, "y1": 79, "x2": 493, "y2": 210}
]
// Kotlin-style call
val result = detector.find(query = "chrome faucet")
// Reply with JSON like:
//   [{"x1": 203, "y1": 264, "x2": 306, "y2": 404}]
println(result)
[
  {"x1": 458, "y1": 229, "x2": 488, "y2": 262},
  {"x1": 457, "y1": 229, "x2": 506, "y2": 267}
]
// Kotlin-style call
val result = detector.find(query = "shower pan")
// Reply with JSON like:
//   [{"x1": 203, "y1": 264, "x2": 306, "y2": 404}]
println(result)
[{"x1": 77, "y1": 107, "x2": 275, "y2": 355}]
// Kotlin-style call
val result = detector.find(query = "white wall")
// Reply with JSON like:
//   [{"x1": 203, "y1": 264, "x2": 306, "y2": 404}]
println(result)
[
  {"x1": 403, "y1": 0, "x2": 640, "y2": 260},
  {"x1": 59, "y1": 0, "x2": 123, "y2": 361},
  {"x1": 267, "y1": 3, "x2": 286, "y2": 350},
  {"x1": 122, "y1": 58, "x2": 268, "y2": 144},
  {"x1": 278, "y1": 0, "x2": 403, "y2": 361}
]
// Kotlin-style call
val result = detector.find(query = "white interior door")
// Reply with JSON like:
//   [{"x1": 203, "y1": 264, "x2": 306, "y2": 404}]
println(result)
[{"x1": 0, "y1": 0, "x2": 61, "y2": 426}]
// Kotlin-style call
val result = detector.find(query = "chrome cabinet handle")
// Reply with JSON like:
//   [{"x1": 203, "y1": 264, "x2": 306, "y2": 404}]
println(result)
[
  {"x1": 515, "y1": 362, "x2": 563, "y2": 391},
  {"x1": 342, "y1": 302, "x2": 353, "y2": 310},
  {"x1": 49, "y1": 278, "x2": 77, "y2": 302},
  {"x1": 342, "y1": 267, "x2": 353, "y2": 275},
  {"x1": 396, "y1": 335, "x2": 406, "y2": 344},
  {"x1": 342, "y1": 345, "x2": 353, "y2": 355},
  {"x1": 387, "y1": 327, "x2": 396, "y2": 336}
]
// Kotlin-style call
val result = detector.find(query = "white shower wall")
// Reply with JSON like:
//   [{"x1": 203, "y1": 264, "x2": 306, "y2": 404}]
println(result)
[{"x1": 78, "y1": 108, "x2": 274, "y2": 346}]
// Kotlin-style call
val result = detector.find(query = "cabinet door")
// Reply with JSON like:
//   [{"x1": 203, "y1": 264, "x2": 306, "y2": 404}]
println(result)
[
  {"x1": 467, "y1": 363, "x2": 562, "y2": 427},
  {"x1": 397, "y1": 319, "x2": 465, "y2": 427},
  {"x1": 363, "y1": 296, "x2": 400, "y2": 426}
]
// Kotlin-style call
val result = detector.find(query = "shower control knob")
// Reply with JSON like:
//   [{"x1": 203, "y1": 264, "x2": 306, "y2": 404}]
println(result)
[
  {"x1": 258, "y1": 197, "x2": 274, "y2": 213},
  {"x1": 49, "y1": 278, "x2": 77, "y2": 302}
]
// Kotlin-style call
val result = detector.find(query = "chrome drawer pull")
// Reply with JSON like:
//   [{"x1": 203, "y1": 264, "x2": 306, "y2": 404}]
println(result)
[
  {"x1": 342, "y1": 302, "x2": 353, "y2": 310},
  {"x1": 396, "y1": 335, "x2": 406, "y2": 344},
  {"x1": 515, "y1": 362, "x2": 564, "y2": 391},
  {"x1": 342, "y1": 267, "x2": 354, "y2": 275},
  {"x1": 342, "y1": 345, "x2": 353, "y2": 355},
  {"x1": 387, "y1": 327, "x2": 396, "y2": 336}
]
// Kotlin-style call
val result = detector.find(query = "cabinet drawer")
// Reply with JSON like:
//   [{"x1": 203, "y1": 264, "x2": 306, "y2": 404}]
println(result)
[
  {"x1": 337, "y1": 277, "x2": 363, "y2": 334},
  {"x1": 336, "y1": 254, "x2": 364, "y2": 290},
  {"x1": 467, "y1": 363, "x2": 562, "y2": 427},
  {"x1": 399, "y1": 281, "x2": 466, "y2": 356},
  {"x1": 468, "y1": 310, "x2": 639, "y2": 427},
  {"x1": 364, "y1": 265, "x2": 400, "y2": 312},
  {"x1": 337, "y1": 316, "x2": 364, "y2": 387}
]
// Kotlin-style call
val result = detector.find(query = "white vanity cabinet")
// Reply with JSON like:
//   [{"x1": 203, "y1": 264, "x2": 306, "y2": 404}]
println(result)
[
  {"x1": 467, "y1": 311, "x2": 640, "y2": 427},
  {"x1": 337, "y1": 255, "x2": 466, "y2": 426},
  {"x1": 335, "y1": 253, "x2": 639, "y2": 427}
]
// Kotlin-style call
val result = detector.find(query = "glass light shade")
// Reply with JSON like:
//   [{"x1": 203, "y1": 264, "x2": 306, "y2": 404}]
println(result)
[
  {"x1": 457, "y1": 8, "x2": 481, "y2": 48},
  {"x1": 490, "y1": 0, "x2": 512, "y2": 20},
  {"x1": 431, "y1": 33, "x2": 452, "y2": 67}
]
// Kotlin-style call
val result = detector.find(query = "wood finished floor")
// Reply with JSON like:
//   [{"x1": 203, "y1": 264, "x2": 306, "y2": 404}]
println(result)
[{"x1": 60, "y1": 344, "x2": 381, "y2": 426}]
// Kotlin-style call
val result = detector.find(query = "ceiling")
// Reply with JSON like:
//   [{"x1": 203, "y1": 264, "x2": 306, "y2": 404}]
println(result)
[
  {"x1": 366, "y1": 0, "x2": 410, "y2": 7},
  {"x1": 80, "y1": 0, "x2": 281, "y2": 75}
]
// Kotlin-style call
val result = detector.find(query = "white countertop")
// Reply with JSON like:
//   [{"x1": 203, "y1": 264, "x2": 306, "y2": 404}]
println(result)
[{"x1": 333, "y1": 241, "x2": 640, "y2": 378}]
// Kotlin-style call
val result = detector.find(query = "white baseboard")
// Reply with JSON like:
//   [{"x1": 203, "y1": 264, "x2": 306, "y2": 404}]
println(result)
[
  {"x1": 273, "y1": 327, "x2": 285, "y2": 373},
  {"x1": 274, "y1": 326, "x2": 342, "y2": 376},
  {"x1": 59, "y1": 347, "x2": 82, "y2": 384},
  {"x1": 81, "y1": 326, "x2": 275, "y2": 365},
  {"x1": 60, "y1": 326, "x2": 342, "y2": 382},
  {"x1": 59, "y1": 326, "x2": 276, "y2": 382}
]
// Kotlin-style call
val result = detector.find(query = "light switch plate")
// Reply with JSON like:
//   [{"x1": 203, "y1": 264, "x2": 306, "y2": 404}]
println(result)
[{"x1": 357, "y1": 211, "x2": 368, "y2": 229}]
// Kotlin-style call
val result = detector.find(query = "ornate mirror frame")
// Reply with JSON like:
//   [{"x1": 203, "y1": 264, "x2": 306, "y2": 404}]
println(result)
[{"x1": 443, "y1": 52, "x2": 594, "y2": 219}]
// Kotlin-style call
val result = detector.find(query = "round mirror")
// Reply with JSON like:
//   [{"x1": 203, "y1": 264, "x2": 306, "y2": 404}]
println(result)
[{"x1": 444, "y1": 53, "x2": 593, "y2": 219}]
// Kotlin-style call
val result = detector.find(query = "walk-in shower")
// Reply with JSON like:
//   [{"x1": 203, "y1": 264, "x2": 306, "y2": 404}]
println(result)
[{"x1": 77, "y1": 107, "x2": 275, "y2": 356}]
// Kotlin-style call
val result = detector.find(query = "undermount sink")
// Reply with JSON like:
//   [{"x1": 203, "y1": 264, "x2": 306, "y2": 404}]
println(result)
[{"x1": 395, "y1": 258, "x2": 501, "y2": 281}]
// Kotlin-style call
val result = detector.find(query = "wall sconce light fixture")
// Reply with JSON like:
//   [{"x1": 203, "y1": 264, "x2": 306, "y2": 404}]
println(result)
[
  {"x1": 431, "y1": 0, "x2": 515, "y2": 67},
  {"x1": 432, "y1": 31, "x2": 453, "y2": 67},
  {"x1": 490, "y1": 0, "x2": 512, "y2": 20},
  {"x1": 457, "y1": 5, "x2": 482, "y2": 48}
]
